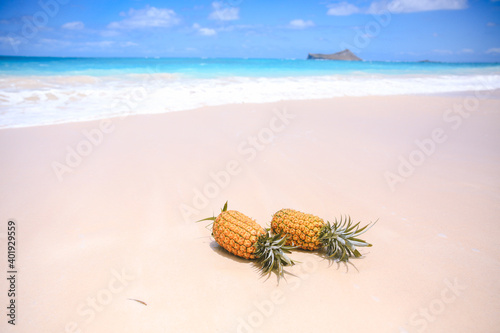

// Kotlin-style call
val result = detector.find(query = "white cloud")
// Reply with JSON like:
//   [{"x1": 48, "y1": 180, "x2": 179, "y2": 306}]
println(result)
[
  {"x1": 486, "y1": 48, "x2": 500, "y2": 54},
  {"x1": 487, "y1": 22, "x2": 496, "y2": 27},
  {"x1": 107, "y1": 6, "x2": 180, "y2": 29},
  {"x1": 38, "y1": 39, "x2": 135, "y2": 49},
  {"x1": 62, "y1": 21, "x2": 84, "y2": 30},
  {"x1": 85, "y1": 41, "x2": 115, "y2": 47},
  {"x1": 0, "y1": 36, "x2": 22, "y2": 46},
  {"x1": 193, "y1": 23, "x2": 217, "y2": 36},
  {"x1": 327, "y1": 2, "x2": 360, "y2": 15},
  {"x1": 216, "y1": 24, "x2": 258, "y2": 32},
  {"x1": 328, "y1": 0, "x2": 467, "y2": 16},
  {"x1": 199, "y1": 27, "x2": 217, "y2": 36},
  {"x1": 121, "y1": 41, "x2": 138, "y2": 47},
  {"x1": 39, "y1": 38, "x2": 72, "y2": 47},
  {"x1": 460, "y1": 48, "x2": 474, "y2": 53},
  {"x1": 289, "y1": 19, "x2": 315, "y2": 29},
  {"x1": 370, "y1": 0, "x2": 468, "y2": 13},
  {"x1": 209, "y1": 2, "x2": 239, "y2": 21}
]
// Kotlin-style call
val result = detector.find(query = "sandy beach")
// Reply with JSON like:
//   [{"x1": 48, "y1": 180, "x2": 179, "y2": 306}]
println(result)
[{"x1": 1, "y1": 93, "x2": 500, "y2": 332}]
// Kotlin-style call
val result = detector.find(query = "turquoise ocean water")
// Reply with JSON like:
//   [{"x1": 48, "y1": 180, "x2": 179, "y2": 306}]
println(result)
[
  {"x1": 1, "y1": 56, "x2": 500, "y2": 128},
  {"x1": 1, "y1": 56, "x2": 499, "y2": 77}
]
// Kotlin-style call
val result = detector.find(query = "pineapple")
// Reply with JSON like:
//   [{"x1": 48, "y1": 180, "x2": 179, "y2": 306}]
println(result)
[
  {"x1": 271, "y1": 209, "x2": 376, "y2": 261},
  {"x1": 199, "y1": 202, "x2": 296, "y2": 279}
]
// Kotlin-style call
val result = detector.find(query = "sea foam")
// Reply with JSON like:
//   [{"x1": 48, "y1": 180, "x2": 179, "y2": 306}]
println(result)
[{"x1": 1, "y1": 73, "x2": 499, "y2": 128}]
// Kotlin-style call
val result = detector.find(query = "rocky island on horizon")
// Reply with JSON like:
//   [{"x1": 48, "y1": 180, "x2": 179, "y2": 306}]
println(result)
[{"x1": 307, "y1": 49, "x2": 362, "y2": 61}]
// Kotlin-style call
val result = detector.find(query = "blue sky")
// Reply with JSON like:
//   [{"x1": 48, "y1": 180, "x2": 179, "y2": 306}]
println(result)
[{"x1": 0, "y1": 0, "x2": 499, "y2": 61}]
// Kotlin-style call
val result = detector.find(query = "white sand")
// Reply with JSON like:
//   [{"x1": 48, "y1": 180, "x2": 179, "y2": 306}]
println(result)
[{"x1": 1, "y1": 94, "x2": 499, "y2": 332}]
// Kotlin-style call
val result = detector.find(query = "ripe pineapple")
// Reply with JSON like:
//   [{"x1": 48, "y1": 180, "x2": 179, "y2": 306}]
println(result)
[
  {"x1": 271, "y1": 209, "x2": 375, "y2": 261},
  {"x1": 199, "y1": 202, "x2": 296, "y2": 279}
]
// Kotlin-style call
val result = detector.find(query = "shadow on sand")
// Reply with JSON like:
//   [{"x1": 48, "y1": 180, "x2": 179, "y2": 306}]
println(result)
[
  {"x1": 206, "y1": 239, "x2": 368, "y2": 282},
  {"x1": 208, "y1": 240, "x2": 296, "y2": 284}
]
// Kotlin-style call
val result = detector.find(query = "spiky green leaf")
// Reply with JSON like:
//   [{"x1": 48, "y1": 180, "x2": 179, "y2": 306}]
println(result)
[
  {"x1": 254, "y1": 230, "x2": 296, "y2": 282},
  {"x1": 319, "y1": 216, "x2": 377, "y2": 261}
]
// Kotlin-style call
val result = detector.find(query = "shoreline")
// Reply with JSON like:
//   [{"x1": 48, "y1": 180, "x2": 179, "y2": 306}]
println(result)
[
  {"x1": 2, "y1": 89, "x2": 500, "y2": 130},
  {"x1": 1, "y1": 94, "x2": 499, "y2": 332}
]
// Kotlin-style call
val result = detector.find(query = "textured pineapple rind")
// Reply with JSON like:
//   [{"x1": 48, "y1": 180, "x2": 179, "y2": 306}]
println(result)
[
  {"x1": 271, "y1": 208, "x2": 324, "y2": 251},
  {"x1": 212, "y1": 210, "x2": 265, "y2": 259}
]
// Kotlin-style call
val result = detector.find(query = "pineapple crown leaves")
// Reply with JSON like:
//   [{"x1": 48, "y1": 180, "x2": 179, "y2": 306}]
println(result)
[
  {"x1": 318, "y1": 216, "x2": 377, "y2": 262},
  {"x1": 197, "y1": 202, "x2": 296, "y2": 281},
  {"x1": 196, "y1": 201, "x2": 228, "y2": 223},
  {"x1": 254, "y1": 229, "x2": 297, "y2": 281},
  {"x1": 196, "y1": 201, "x2": 228, "y2": 234}
]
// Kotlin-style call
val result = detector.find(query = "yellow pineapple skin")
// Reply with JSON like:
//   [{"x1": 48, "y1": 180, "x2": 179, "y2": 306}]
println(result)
[
  {"x1": 212, "y1": 210, "x2": 265, "y2": 259},
  {"x1": 271, "y1": 209, "x2": 324, "y2": 251}
]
